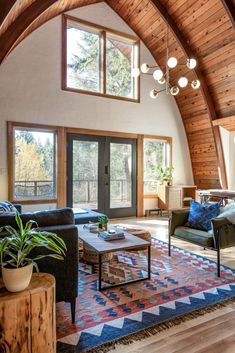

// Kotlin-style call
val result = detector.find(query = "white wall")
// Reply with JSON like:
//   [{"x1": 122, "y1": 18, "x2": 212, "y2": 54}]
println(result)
[
  {"x1": 0, "y1": 3, "x2": 193, "y2": 209},
  {"x1": 229, "y1": 133, "x2": 235, "y2": 190},
  {"x1": 220, "y1": 127, "x2": 235, "y2": 190}
]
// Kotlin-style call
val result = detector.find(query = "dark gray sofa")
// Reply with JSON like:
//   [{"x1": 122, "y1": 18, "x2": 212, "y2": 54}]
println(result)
[{"x1": 0, "y1": 207, "x2": 78, "y2": 322}]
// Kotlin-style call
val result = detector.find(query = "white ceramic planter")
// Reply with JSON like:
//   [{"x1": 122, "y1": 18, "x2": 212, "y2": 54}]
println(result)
[{"x1": 2, "y1": 262, "x2": 33, "y2": 292}]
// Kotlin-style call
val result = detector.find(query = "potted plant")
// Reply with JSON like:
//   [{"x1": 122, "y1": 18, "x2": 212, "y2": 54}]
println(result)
[
  {"x1": 0, "y1": 212, "x2": 66, "y2": 292},
  {"x1": 98, "y1": 216, "x2": 108, "y2": 231},
  {"x1": 156, "y1": 164, "x2": 174, "y2": 186}
]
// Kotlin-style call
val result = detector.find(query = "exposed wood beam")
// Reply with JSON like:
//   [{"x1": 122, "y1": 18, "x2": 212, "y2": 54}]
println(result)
[
  {"x1": 9, "y1": 0, "x2": 103, "y2": 58},
  {"x1": 221, "y1": 0, "x2": 235, "y2": 28},
  {"x1": 0, "y1": 0, "x2": 17, "y2": 26},
  {"x1": 0, "y1": 0, "x2": 58, "y2": 64},
  {"x1": 213, "y1": 115, "x2": 235, "y2": 131}
]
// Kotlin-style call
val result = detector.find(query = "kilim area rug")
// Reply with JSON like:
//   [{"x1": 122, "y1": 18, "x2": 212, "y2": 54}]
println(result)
[{"x1": 57, "y1": 239, "x2": 235, "y2": 353}]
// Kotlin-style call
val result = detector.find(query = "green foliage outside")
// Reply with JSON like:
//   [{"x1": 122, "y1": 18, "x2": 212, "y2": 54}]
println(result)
[
  {"x1": 144, "y1": 140, "x2": 169, "y2": 193},
  {"x1": 14, "y1": 130, "x2": 55, "y2": 198},
  {"x1": 72, "y1": 141, "x2": 132, "y2": 205},
  {"x1": 68, "y1": 28, "x2": 133, "y2": 97},
  {"x1": 69, "y1": 29, "x2": 100, "y2": 92},
  {"x1": 106, "y1": 39, "x2": 132, "y2": 97},
  {"x1": 73, "y1": 141, "x2": 98, "y2": 204}
]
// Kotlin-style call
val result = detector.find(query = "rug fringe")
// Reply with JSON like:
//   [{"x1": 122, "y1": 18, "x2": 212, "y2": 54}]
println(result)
[{"x1": 84, "y1": 296, "x2": 235, "y2": 353}]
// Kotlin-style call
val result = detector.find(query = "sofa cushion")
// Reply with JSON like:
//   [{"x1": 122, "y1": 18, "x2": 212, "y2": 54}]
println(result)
[
  {"x1": 74, "y1": 209, "x2": 107, "y2": 224},
  {"x1": 0, "y1": 208, "x2": 74, "y2": 228},
  {"x1": 174, "y1": 226, "x2": 214, "y2": 248},
  {"x1": 188, "y1": 200, "x2": 221, "y2": 231}
]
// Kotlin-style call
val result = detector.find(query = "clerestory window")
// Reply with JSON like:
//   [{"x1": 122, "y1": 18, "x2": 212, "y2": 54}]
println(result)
[{"x1": 62, "y1": 15, "x2": 140, "y2": 102}]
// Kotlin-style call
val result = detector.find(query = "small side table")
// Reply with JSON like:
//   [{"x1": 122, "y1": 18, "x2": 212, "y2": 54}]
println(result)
[{"x1": 0, "y1": 273, "x2": 56, "y2": 353}]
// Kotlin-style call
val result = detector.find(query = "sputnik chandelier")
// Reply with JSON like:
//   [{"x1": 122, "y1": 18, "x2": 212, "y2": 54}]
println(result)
[{"x1": 133, "y1": 25, "x2": 200, "y2": 99}]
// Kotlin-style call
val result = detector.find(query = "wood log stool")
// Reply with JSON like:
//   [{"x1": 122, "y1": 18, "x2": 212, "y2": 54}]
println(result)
[{"x1": 0, "y1": 273, "x2": 56, "y2": 353}]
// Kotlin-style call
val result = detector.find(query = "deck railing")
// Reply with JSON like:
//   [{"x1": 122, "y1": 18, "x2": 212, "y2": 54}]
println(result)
[
  {"x1": 14, "y1": 180, "x2": 55, "y2": 198},
  {"x1": 14, "y1": 179, "x2": 132, "y2": 202},
  {"x1": 14, "y1": 179, "x2": 158, "y2": 201}
]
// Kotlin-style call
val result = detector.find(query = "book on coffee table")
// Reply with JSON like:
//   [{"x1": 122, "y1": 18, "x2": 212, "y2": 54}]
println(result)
[{"x1": 98, "y1": 228, "x2": 125, "y2": 241}]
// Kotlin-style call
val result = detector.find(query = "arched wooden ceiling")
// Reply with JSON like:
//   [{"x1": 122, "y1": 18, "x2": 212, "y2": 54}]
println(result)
[{"x1": 0, "y1": 0, "x2": 234, "y2": 189}]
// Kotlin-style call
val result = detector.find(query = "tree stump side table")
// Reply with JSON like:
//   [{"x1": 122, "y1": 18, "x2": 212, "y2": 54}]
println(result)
[{"x1": 0, "y1": 273, "x2": 56, "y2": 353}]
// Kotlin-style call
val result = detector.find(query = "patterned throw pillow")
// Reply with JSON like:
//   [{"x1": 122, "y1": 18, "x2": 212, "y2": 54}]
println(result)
[
  {"x1": 0, "y1": 201, "x2": 17, "y2": 214},
  {"x1": 188, "y1": 200, "x2": 221, "y2": 231}
]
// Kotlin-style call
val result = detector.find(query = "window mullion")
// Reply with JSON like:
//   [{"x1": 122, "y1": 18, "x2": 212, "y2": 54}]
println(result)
[{"x1": 102, "y1": 30, "x2": 106, "y2": 94}]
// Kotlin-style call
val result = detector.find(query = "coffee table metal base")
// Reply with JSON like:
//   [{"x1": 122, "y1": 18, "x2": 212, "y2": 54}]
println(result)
[{"x1": 98, "y1": 245, "x2": 151, "y2": 291}]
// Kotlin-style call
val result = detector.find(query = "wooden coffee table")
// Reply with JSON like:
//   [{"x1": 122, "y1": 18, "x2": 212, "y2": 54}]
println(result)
[{"x1": 77, "y1": 225, "x2": 151, "y2": 290}]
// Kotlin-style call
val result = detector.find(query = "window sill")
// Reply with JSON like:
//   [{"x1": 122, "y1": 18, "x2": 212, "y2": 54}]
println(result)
[
  {"x1": 143, "y1": 194, "x2": 158, "y2": 199},
  {"x1": 62, "y1": 86, "x2": 140, "y2": 103},
  {"x1": 10, "y1": 199, "x2": 58, "y2": 205}
]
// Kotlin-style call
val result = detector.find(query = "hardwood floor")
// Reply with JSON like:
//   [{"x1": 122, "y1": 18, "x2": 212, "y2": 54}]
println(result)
[{"x1": 108, "y1": 216, "x2": 235, "y2": 353}]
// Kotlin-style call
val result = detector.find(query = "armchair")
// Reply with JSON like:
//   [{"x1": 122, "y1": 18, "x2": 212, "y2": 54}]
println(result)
[{"x1": 169, "y1": 209, "x2": 235, "y2": 277}]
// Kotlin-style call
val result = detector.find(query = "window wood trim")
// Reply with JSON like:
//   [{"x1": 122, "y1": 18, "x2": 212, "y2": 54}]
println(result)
[
  {"x1": 61, "y1": 14, "x2": 140, "y2": 103},
  {"x1": 7, "y1": 122, "x2": 66, "y2": 206}
]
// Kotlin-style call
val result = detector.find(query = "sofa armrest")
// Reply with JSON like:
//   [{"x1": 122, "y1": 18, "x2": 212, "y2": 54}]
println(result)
[
  {"x1": 31, "y1": 225, "x2": 79, "y2": 302},
  {"x1": 169, "y1": 209, "x2": 190, "y2": 236},
  {"x1": 211, "y1": 217, "x2": 235, "y2": 249}
]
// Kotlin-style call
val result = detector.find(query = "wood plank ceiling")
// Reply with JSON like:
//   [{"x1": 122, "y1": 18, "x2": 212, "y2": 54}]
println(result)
[{"x1": 0, "y1": 0, "x2": 234, "y2": 189}]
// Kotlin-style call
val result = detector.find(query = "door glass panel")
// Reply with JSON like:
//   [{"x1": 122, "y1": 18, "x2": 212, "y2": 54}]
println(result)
[
  {"x1": 73, "y1": 140, "x2": 98, "y2": 209},
  {"x1": 110, "y1": 143, "x2": 132, "y2": 208}
]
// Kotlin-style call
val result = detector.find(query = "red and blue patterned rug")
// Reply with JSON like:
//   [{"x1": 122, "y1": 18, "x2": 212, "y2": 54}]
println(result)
[{"x1": 57, "y1": 239, "x2": 235, "y2": 352}]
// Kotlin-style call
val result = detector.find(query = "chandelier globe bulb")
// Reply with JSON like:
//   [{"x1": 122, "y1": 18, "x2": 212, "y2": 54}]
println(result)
[
  {"x1": 167, "y1": 57, "x2": 177, "y2": 68},
  {"x1": 153, "y1": 69, "x2": 164, "y2": 81},
  {"x1": 178, "y1": 76, "x2": 188, "y2": 88},
  {"x1": 191, "y1": 79, "x2": 200, "y2": 89},
  {"x1": 150, "y1": 89, "x2": 158, "y2": 99},
  {"x1": 141, "y1": 63, "x2": 149, "y2": 73},
  {"x1": 187, "y1": 58, "x2": 197, "y2": 69},
  {"x1": 170, "y1": 86, "x2": 180, "y2": 96}
]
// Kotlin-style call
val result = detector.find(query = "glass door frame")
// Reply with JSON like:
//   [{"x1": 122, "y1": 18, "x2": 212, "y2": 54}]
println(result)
[
  {"x1": 67, "y1": 133, "x2": 106, "y2": 211},
  {"x1": 67, "y1": 133, "x2": 137, "y2": 218}
]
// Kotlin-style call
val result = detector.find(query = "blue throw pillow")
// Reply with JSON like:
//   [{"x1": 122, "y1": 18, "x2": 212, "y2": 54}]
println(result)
[{"x1": 188, "y1": 200, "x2": 221, "y2": 231}]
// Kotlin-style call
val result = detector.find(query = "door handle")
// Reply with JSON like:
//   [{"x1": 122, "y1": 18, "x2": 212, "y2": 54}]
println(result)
[{"x1": 105, "y1": 165, "x2": 109, "y2": 175}]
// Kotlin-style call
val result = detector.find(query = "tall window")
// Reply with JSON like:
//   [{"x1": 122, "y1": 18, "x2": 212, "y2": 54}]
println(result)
[
  {"x1": 63, "y1": 15, "x2": 140, "y2": 102},
  {"x1": 143, "y1": 137, "x2": 171, "y2": 195},
  {"x1": 13, "y1": 127, "x2": 57, "y2": 201}
]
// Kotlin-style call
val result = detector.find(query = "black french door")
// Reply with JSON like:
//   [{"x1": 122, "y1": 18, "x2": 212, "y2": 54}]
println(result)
[{"x1": 67, "y1": 133, "x2": 137, "y2": 218}]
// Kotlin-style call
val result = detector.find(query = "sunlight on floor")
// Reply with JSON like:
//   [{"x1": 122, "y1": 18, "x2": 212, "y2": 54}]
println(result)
[{"x1": 134, "y1": 219, "x2": 169, "y2": 226}]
